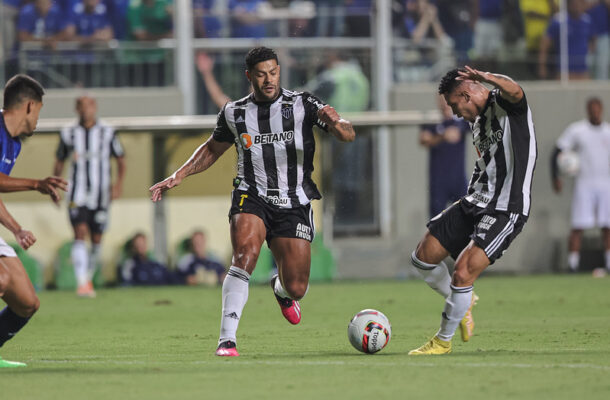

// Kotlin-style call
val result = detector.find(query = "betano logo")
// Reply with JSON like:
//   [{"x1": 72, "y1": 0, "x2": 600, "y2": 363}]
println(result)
[{"x1": 240, "y1": 131, "x2": 294, "y2": 150}]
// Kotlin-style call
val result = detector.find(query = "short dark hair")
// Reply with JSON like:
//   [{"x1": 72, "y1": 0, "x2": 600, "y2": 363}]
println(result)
[
  {"x1": 3, "y1": 74, "x2": 45, "y2": 110},
  {"x1": 438, "y1": 68, "x2": 466, "y2": 95},
  {"x1": 587, "y1": 97, "x2": 602, "y2": 108},
  {"x1": 245, "y1": 47, "x2": 278, "y2": 71}
]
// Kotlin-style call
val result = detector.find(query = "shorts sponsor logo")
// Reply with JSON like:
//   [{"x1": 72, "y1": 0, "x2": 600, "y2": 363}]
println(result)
[
  {"x1": 470, "y1": 192, "x2": 491, "y2": 204},
  {"x1": 264, "y1": 195, "x2": 290, "y2": 206},
  {"x1": 478, "y1": 215, "x2": 497, "y2": 231},
  {"x1": 296, "y1": 223, "x2": 312, "y2": 241}
]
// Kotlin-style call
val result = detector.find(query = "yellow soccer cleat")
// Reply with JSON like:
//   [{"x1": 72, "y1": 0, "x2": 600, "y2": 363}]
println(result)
[
  {"x1": 459, "y1": 292, "x2": 479, "y2": 342},
  {"x1": 408, "y1": 336, "x2": 451, "y2": 355}
]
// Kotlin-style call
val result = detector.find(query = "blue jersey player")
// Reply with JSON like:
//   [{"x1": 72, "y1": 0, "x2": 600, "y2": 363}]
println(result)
[{"x1": 0, "y1": 75, "x2": 68, "y2": 368}]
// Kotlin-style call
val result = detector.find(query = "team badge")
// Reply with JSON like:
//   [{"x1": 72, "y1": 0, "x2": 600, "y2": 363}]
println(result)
[{"x1": 281, "y1": 107, "x2": 293, "y2": 119}]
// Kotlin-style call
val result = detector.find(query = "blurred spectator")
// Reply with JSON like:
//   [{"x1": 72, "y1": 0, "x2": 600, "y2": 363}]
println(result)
[
  {"x1": 520, "y1": 0, "x2": 558, "y2": 77},
  {"x1": 587, "y1": 0, "x2": 610, "y2": 79},
  {"x1": 1, "y1": 0, "x2": 21, "y2": 60},
  {"x1": 419, "y1": 95, "x2": 469, "y2": 218},
  {"x1": 118, "y1": 232, "x2": 174, "y2": 285},
  {"x1": 17, "y1": 0, "x2": 73, "y2": 48},
  {"x1": 194, "y1": 0, "x2": 223, "y2": 38},
  {"x1": 175, "y1": 231, "x2": 226, "y2": 286},
  {"x1": 229, "y1": 0, "x2": 266, "y2": 38},
  {"x1": 435, "y1": 0, "x2": 476, "y2": 62},
  {"x1": 70, "y1": 0, "x2": 114, "y2": 43},
  {"x1": 472, "y1": 0, "x2": 504, "y2": 64},
  {"x1": 127, "y1": 0, "x2": 172, "y2": 41},
  {"x1": 539, "y1": 0, "x2": 594, "y2": 80},
  {"x1": 314, "y1": 0, "x2": 344, "y2": 37},
  {"x1": 394, "y1": 0, "x2": 449, "y2": 44},
  {"x1": 344, "y1": 0, "x2": 371, "y2": 37},
  {"x1": 551, "y1": 97, "x2": 610, "y2": 273},
  {"x1": 104, "y1": 0, "x2": 130, "y2": 39},
  {"x1": 195, "y1": 51, "x2": 231, "y2": 110}
]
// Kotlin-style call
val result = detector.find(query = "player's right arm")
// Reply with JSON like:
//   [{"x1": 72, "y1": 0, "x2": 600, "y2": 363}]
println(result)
[
  {"x1": 0, "y1": 197, "x2": 35, "y2": 250},
  {"x1": 0, "y1": 173, "x2": 67, "y2": 205},
  {"x1": 150, "y1": 107, "x2": 234, "y2": 202}
]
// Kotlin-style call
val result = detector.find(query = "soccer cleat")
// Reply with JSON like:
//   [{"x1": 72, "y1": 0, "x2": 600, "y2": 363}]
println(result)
[
  {"x1": 270, "y1": 274, "x2": 301, "y2": 325},
  {"x1": 215, "y1": 340, "x2": 239, "y2": 357},
  {"x1": 77, "y1": 281, "x2": 96, "y2": 298},
  {"x1": 408, "y1": 336, "x2": 452, "y2": 355},
  {"x1": 459, "y1": 292, "x2": 479, "y2": 342},
  {"x1": 0, "y1": 356, "x2": 27, "y2": 368}
]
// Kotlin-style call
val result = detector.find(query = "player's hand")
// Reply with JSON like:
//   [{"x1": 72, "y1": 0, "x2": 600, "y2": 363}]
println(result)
[
  {"x1": 456, "y1": 65, "x2": 492, "y2": 83},
  {"x1": 149, "y1": 173, "x2": 182, "y2": 202},
  {"x1": 36, "y1": 176, "x2": 68, "y2": 206},
  {"x1": 196, "y1": 52, "x2": 214, "y2": 75},
  {"x1": 111, "y1": 183, "x2": 123, "y2": 200},
  {"x1": 14, "y1": 229, "x2": 36, "y2": 250},
  {"x1": 317, "y1": 105, "x2": 340, "y2": 126},
  {"x1": 553, "y1": 178, "x2": 562, "y2": 194}
]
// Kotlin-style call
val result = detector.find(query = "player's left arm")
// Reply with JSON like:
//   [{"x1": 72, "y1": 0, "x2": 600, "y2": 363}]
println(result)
[
  {"x1": 318, "y1": 106, "x2": 355, "y2": 142},
  {"x1": 458, "y1": 65, "x2": 524, "y2": 104},
  {"x1": 0, "y1": 173, "x2": 67, "y2": 205},
  {"x1": 0, "y1": 197, "x2": 36, "y2": 250}
]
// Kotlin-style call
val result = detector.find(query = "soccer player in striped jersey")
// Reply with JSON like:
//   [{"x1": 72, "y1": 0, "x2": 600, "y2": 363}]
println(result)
[
  {"x1": 150, "y1": 47, "x2": 355, "y2": 356},
  {"x1": 0, "y1": 75, "x2": 68, "y2": 368},
  {"x1": 409, "y1": 66, "x2": 538, "y2": 355},
  {"x1": 53, "y1": 95, "x2": 126, "y2": 298}
]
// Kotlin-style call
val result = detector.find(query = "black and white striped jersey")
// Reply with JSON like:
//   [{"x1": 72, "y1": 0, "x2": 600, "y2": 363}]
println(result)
[
  {"x1": 212, "y1": 88, "x2": 329, "y2": 209},
  {"x1": 56, "y1": 120, "x2": 124, "y2": 210},
  {"x1": 465, "y1": 89, "x2": 537, "y2": 216}
]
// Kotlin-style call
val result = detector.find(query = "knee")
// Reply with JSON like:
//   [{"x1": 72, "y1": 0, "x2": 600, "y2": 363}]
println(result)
[
  {"x1": 232, "y1": 245, "x2": 261, "y2": 270},
  {"x1": 0, "y1": 270, "x2": 9, "y2": 295},
  {"x1": 452, "y1": 262, "x2": 472, "y2": 287},
  {"x1": 284, "y1": 279, "x2": 308, "y2": 300},
  {"x1": 19, "y1": 296, "x2": 40, "y2": 318}
]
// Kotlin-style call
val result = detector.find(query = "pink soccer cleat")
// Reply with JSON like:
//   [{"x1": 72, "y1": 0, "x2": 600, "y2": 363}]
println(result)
[
  {"x1": 270, "y1": 275, "x2": 301, "y2": 325},
  {"x1": 215, "y1": 340, "x2": 239, "y2": 357}
]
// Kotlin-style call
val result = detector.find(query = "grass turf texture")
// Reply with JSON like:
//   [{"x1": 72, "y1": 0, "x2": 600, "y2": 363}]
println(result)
[{"x1": 1, "y1": 275, "x2": 610, "y2": 399}]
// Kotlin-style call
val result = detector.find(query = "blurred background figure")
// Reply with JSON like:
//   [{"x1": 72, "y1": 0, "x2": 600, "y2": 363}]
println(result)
[
  {"x1": 344, "y1": 0, "x2": 372, "y2": 37},
  {"x1": 70, "y1": 0, "x2": 114, "y2": 44},
  {"x1": 53, "y1": 95, "x2": 126, "y2": 297},
  {"x1": 551, "y1": 97, "x2": 610, "y2": 273},
  {"x1": 175, "y1": 230, "x2": 225, "y2": 286},
  {"x1": 472, "y1": 0, "x2": 504, "y2": 68},
  {"x1": 520, "y1": 0, "x2": 558, "y2": 78},
  {"x1": 1, "y1": 0, "x2": 21, "y2": 66},
  {"x1": 228, "y1": 0, "x2": 266, "y2": 38},
  {"x1": 193, "y1": 0, "x2": 223, "y2": 38},
  {"x1": 418, "y1": 94, "x2": 469, "y2": 218},
  {"x1": 539, "y1": 0, "x2": 594, "y2": 80},
  {"x1": 435, "y1": 0, "x2": 476, "y2": 63},
  {"x1": 394, "y1": 0, "x2": 449, "y2": 45},
  {"x1": 17, "y1": 0, "x2": 73, "y2": 48},
  {"x1": 314, "y1": 0, "x2": 344, "y2": 37},
  {"x1": 587, "y1": 0, "x2": 610, "y2": 80},
  {"x1": 118, "y1": 232, "x2": 174, "y2": 285}
]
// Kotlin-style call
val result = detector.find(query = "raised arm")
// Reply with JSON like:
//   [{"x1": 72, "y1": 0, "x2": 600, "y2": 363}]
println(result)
[
  {"x1": 458, "y1": 65, "x2": 524, "y2": 103},
  {"x1": 317, "y1": 105, "x2": 355, "y2": 142},
  {"x1": 149, "y1": 137, "x2": 232, "y2": 202}
]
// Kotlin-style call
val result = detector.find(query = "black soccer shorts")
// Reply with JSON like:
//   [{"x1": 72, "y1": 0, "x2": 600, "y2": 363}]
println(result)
[
  {"x1": 68, "y1": 205, "x2": 109, "y2": 234},
  {"x1": 229, "y1": 190, "x2": 315, "y2": 244},
  {"x1": 427, "y1": 199, "x2": 527, "y2": 263}
]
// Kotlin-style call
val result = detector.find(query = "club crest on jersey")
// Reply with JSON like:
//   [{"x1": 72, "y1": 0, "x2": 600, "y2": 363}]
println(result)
[{"x1": 281, "y1": 107, "x2": 293, "y2": 119}]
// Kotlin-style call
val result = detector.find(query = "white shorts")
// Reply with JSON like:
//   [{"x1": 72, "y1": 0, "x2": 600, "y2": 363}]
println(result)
[
  {"x1": 0, "y1": 237, "x2": 17, "y2": 258},
  {"x1": 571, "y1": 179, "x2": 610, "y2": 229}
]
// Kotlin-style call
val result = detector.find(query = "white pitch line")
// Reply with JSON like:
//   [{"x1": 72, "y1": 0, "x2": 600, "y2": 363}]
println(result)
[{"x1": 29, "y1": 359, "x2": 610, "y2": 371}]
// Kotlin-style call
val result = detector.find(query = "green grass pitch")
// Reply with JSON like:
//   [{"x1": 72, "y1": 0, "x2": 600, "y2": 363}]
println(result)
[{"x1": 1, "y1": 275, "x2": 610, "y2": 399}]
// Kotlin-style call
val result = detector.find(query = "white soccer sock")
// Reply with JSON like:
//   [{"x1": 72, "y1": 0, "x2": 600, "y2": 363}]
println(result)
[
  {"x1": 72, "y1": 240, "x2": 89, "y2": 287},
  {"x1": 273, "y1": 275, "x2": 309, "y2": 300},
  {"x1": 568, "y1": 251, "x2": 580, "y2": 272},
  {"x1": 411, "y1": 251, "x2": 451, "y2": 298},
  {"x1": 436, "y1": 285, "x2": 473, "y2": 341},
  {"x1": 605, "y1": 250, "x2": 610, "y2": 271},
  {"x1": 88, "y1": 243, "x2": 101, "y2": 282},
  {"x1": 219, "y1": 266, "x2": 250, "y2": 344}
]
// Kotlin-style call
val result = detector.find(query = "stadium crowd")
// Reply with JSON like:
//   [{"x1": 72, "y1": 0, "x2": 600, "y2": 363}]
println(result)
[{"x1": 2, "y1": 0, "x2": 610, "y2": 87}]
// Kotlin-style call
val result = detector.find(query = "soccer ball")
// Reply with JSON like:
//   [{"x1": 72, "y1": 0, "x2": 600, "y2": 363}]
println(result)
[
  {"x1": 347, "y1": 309, "x2": 391, "y2": 354},
  {"x1": 557, "y1": 150, "x2": 580, "y2": 177}
]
